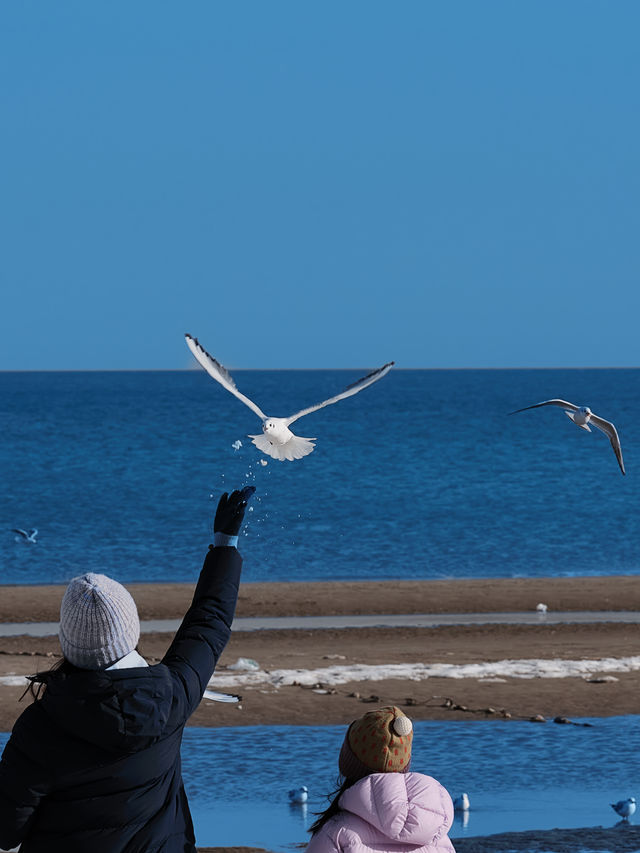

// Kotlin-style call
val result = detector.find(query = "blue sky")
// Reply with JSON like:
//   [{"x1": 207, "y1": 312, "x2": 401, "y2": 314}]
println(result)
[{"x1": 1, "y1": 1, "x2": 638, "y2": 369}]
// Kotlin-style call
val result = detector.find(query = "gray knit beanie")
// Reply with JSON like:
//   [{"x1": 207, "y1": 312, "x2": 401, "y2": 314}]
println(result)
[{"x1": 59, "y1": 573, "x2": 140, "y2": 669}]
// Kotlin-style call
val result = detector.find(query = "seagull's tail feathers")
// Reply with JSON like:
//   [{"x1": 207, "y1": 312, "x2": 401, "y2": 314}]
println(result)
[
  {"x1": 564, "y1": 411, "x2": 591, "y2": 431},
  {"x1": 249, "y1": 432, "x2": 316, "y2": 462}
]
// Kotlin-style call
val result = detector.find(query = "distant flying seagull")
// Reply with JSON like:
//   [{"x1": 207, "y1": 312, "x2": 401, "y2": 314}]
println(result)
[
  {"x1": 509, "y1": 400, "x2": 625, "y2": 475},
  {"x1": 611, "y1": 797, "x2": 636, "y2": 820},
  {"x1": 12, "y1": 528, "x2": 38, "y2": 543},
  {"x1": 185, "y1": 334, "x2": 394, "y2": 461}
]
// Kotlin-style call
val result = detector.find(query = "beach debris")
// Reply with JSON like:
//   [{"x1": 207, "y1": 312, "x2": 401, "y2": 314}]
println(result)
[
  {"x1": 611, "y1": 797, "x2": 636, "y2": 820},
  {"x1": 227, "y1": 657, "x2": 260, "y2": 671},
  {"x1": 509, "y1": 398, "x2": 625, "y2": 475},
  {"x1": 360, "y1": 694, "x2": 380, "y2": 703},
  {"x1": 289, "y1": 786, "x2": 308, "y2": 804},
  {"x1": 585, "y1": 674, "x2": 619, "y2": 683},
  {"x1": 202, "y1": 689, "x2": 241, "y2": 703},
  {"x1": 323, "y1": 654, "x2": 346, "y2": 660},
  {"x1": 185, "y1": 333, "x2": 393, "y2": 461},
  {"x1": 231, "y1": 439, "x2": 243, "y2": 451},
  {"x1": 12, "y1": 528, "x2": 38, "y2": 543},
  {"x1": 553, "y1": 715, "x2": 594, "y2": 727},
  {"x1": 453, "y1": 793, "x2": 470, "y2": 811},
  {"x1": 536, "y1": 602, "x2": 548, "y2": 613}
]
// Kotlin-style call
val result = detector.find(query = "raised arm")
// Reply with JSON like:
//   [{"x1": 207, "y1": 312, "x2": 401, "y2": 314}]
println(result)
[{"x1": 162, "y1": 486, "x2": 255, "y2": 719}]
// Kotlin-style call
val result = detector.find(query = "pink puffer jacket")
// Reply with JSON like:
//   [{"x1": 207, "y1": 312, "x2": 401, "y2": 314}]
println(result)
[{"x1": 305, "y1": 772, "x2": 455, "y2": 852}]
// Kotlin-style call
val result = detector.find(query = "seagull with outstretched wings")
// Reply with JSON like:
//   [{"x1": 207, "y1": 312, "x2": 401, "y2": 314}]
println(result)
[
  {"x1": 12, "y1": 528, "x2": 38, "y2": 543},
  {"x1": 186, "y1": 334, "x2": 394, "y2": 461},
  {"x1": 510, "y1": 399, "x2": 625, "y2": 475}
]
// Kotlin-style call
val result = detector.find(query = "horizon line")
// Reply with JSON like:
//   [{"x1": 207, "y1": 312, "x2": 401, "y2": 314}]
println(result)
[{"x1": 1, "y1": 366, "x2": 639, "y2": 373}]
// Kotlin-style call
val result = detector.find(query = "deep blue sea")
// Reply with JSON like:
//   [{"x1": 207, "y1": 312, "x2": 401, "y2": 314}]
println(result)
[
  {"x1": 2, "y1": 716, "x2": 637, "y2": 849},
  {"x1": 2, "y1": 368, "x2": 639, "y2": 586}
]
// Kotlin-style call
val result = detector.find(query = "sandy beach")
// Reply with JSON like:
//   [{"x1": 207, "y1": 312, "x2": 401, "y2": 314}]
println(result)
[
  {"x1": 1, "y1": 576, "x2": 638, "y2": 852},
  {"x1": 1, "y1": 576, "x2": 639, "y2": 731}
]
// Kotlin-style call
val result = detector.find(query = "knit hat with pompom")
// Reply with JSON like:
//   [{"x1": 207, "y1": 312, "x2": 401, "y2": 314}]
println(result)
[
  {"x1": 339, "y1": 705, "x2": 413, "y2": 780},
  {"x1": 59, "y1": 573, "x2": 140, "y2": 670}
]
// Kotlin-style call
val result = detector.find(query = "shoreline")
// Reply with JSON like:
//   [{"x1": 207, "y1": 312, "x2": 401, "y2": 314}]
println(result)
[{"x1": 195, "y1": 823, "x2": 640, "y2": 853}]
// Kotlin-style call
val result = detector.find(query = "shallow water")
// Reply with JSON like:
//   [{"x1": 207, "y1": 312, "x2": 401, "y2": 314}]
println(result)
[
  {"x1": 178, "y1": 716, "x2": 640, "y2": 848},
  {"x1": 2, "y1": 368, "x2": 640, "y2": 585},
  {"x1": 3, "y1": 716, "x2": 634, "y2": 850}
]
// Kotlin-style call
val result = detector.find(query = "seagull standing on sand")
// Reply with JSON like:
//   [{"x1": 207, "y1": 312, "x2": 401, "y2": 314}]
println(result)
[
  {"x1": 611, "y1": 797, "x2": 636, "y2": 820},
  {"x1": 289, "y1": 786, "x2": 308, "y2": 804},
  {"x1": 185, "y1": 334, "x2": 394, "y2": 461},
  {"x1": 12, "y1": 528, "x2": 38, "y2": 543},
  {"x1": 509, "y1": 399, "x2": 625, "y2": 475}
]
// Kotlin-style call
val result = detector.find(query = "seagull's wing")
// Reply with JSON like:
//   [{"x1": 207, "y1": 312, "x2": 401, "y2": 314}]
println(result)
[
  {"x1": 589, "y1": 413, "x2": 625, "y2": 475},
  {"x1": 509, "y1": 399, "x2": 579, "y2": 415},
  {"x1": 185, "y1": 334, "x2": 267, "y2": 421},
  {"x1": 29, "y1": 529, "x2": 38, "y2": 537},
  {"x1": 286, "y1": 361, "x2": 394, "y2": 426},
  {"x1": 11, "y1": 529, "x2": 27, "y2": 538}
]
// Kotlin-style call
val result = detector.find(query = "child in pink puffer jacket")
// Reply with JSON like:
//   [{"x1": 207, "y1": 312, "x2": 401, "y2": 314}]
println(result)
[{"x1": 305, "y1": 706, "x2": 455, "y2": 853}]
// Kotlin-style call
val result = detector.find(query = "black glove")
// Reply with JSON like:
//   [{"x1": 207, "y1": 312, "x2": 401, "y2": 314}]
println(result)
[{"x1": 214, "y1": 486, "x2": 256, "y2": 536}]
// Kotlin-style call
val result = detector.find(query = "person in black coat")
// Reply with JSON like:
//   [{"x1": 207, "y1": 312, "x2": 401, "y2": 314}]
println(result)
[{"x1": 0, "y1": 485, "x2": 255, "y2": 853}]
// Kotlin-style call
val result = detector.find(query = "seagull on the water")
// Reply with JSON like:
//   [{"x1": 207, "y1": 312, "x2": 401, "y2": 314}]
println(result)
[
  {"x1": 536, "y1": 603, "x2": 548, "y2": 614},
  {"x1": 509, "y1": 399, "x2": 625, "y2": 475},
  {"x1": 453, "y1": 793, "x2": 470, "y2": 811},
  {"x1": 12, "y1": 528, "x2": 38, "y2": 543},
  {"x1": 611, "y1": 797, "x2": 636, "y2": 820},
  {"x1": 186, "y1": 334, "x2": 394, "y2": 461},
  {"x1": 289, "y1": 786, "x2": 308, "y2": 804}
]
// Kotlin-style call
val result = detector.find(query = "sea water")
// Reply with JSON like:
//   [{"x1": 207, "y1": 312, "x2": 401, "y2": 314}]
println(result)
[
  {"x1": 1, "y1": 368, "x2": 639, "y2": 585},
  {"x1": 2, "y1": 716, "x2": 636, "y2": 849}
]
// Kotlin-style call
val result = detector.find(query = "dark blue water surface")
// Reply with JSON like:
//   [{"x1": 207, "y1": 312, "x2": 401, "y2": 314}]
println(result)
[
  {"x1": 2, "y1": 717, "x2": 637, "y2": 849},
  {"x1": 2, "y1": 369, "x2": 640, "y2": 585}
]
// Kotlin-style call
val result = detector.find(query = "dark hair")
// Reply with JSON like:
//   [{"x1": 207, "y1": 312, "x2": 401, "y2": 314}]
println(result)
[
  {"x1": 21, "y1": 657, "x2": 80, "y2": 701},
  {"x1": 309, "y1": 776, "x2": 361, "y2": 836}
]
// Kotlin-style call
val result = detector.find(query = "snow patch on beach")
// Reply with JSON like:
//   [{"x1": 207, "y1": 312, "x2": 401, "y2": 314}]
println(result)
[
  {"x1": 0, "y1": 675, "x2": 29, "y2": 687},
  {"x1": 2, "y1": 655, "x2": 639, "y2": 692},
  {"x1": 210, "y1": 655, "x2": 640, "y2": 689}
]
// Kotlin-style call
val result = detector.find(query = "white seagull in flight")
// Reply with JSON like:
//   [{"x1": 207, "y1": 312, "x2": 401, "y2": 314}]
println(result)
[
  {"x1": 12, "y1": 528, "x2": 38, "y2": 543},
  {"x1": 186, "y1": 334, "x2": 394, "y2": 461},
  {"x1": 510, "y1": 399, "x2": 625, "y2": 475}
]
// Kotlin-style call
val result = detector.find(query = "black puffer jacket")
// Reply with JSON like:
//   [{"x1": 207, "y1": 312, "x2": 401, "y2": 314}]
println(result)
[{"x1": 0, "y1": 545, "x2": 241, "y2": 853}]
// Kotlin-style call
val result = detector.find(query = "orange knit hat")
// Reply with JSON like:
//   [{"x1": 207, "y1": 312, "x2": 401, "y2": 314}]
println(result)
[{"x1": 339, "y1": 706, "x2": 413, "y2": 780}]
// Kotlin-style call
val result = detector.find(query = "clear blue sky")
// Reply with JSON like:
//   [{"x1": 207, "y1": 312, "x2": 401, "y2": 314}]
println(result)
[{"x1": 1, "y1": 1, "x2": 638, "y2": 369}]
